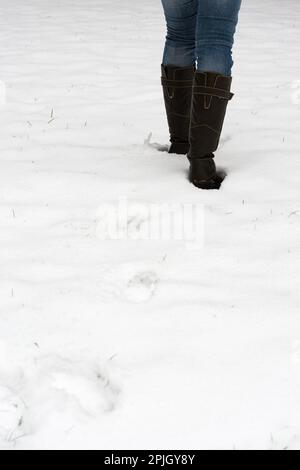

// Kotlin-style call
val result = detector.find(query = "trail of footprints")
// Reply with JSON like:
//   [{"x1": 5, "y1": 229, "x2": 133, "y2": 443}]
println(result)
[{"x1": 96, "y1": 199, "x2": 160, "y2": 303}]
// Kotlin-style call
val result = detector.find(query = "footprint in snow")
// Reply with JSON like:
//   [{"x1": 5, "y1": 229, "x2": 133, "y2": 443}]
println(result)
[
  {"x1": 96, "y1": 200, "x2": 151, "y2": 241},
  {"x1": 125, "y1": 271, "x2": 159, "y2": 303},
  {"x1": 102, "y1": 264, "x2": 159, "y2": 303},
  {"x1": 0, "y1": 356, "x2": 122, "y2": 444},
  {"x1": 34, "y1": 356, "x2": 121, "y2": 416}
]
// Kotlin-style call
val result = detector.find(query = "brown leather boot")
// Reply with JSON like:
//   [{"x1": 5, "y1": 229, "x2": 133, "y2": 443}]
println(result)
[
  {"x1": 161, "y1": 65, "x2": 194, "y2": 155},
  {"x1": 188, "y1": 71, "x2": 234, "y2": 189}
]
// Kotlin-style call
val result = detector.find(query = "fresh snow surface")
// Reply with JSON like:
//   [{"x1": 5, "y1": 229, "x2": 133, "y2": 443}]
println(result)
[{"x1": 0, "y1": 0, "x2": 300, "y2": 450}]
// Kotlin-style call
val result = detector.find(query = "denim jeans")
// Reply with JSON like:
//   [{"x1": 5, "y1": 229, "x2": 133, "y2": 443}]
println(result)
[{"x1": 161, "y1": 0, "x2": 242, "y2": 76}]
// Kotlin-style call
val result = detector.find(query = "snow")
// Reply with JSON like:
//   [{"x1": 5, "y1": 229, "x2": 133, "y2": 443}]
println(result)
[{"x1": 0, "y1": 0, "x2": 299, "y2": 450}]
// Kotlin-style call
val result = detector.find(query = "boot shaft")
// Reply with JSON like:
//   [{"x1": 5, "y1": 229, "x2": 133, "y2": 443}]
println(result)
[
  {"x1": 161, "y1": 65, "x2": 194, "y2": 154},
  {"x1": 188, "y1": 71, "x2": 233, "y2": 160}
]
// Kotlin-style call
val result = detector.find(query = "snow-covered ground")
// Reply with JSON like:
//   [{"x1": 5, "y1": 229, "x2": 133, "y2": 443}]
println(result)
[{"x1": 0, "y1": 0, "x2": 299, "y2": 450}]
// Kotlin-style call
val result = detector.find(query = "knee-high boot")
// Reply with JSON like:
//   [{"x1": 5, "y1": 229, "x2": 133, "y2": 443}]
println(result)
[{"x1": 188, "y1": 71, "x2": 234, "y2": 189}]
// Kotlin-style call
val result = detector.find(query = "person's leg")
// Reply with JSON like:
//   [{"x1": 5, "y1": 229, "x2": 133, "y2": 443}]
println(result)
[
  {"x1": 161, "y1": 0, "x2": 198, "y2": 154},
  {"x1": 188, "y1": 0, "x2": 242, "y2": 189},
  {"x1": 161, "y1": 0, "x2": 198, "y2": 67},
  {"x1": 196, "y1": 0, "x2": 242, "y2": 75}
]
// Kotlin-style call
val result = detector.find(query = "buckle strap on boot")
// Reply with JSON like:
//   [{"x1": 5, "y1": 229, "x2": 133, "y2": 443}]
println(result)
[
  {"x1": 161, "y1": 77, "x2": 194, "y2": 88},
  {"x1": 193, "y1": 85, "x2": 234, "y2": 101}
]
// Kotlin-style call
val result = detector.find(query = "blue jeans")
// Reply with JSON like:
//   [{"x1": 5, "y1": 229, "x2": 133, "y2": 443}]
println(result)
[{"x1": 161, "y1": 0, "x2": 242, "y2": 76}]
